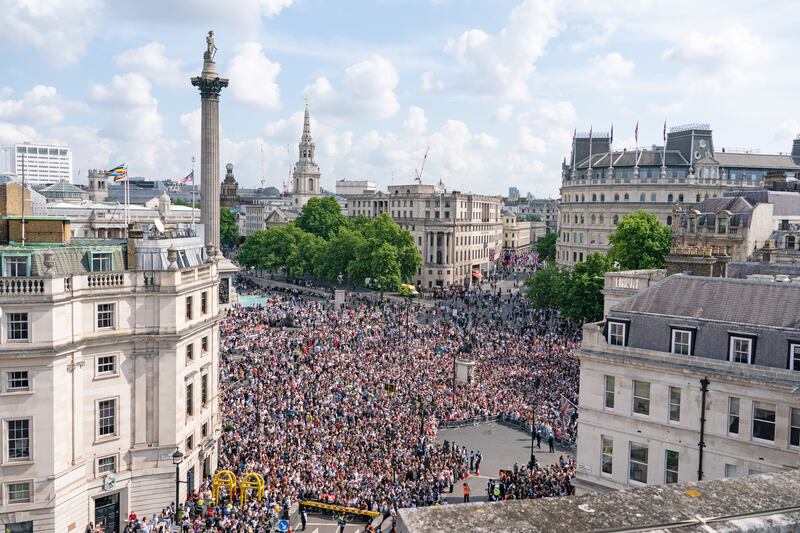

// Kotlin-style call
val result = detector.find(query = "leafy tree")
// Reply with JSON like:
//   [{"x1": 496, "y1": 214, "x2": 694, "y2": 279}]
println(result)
[
  {"x1": 525, "y1": 266, "x2": 566, "y2": 309},
  {"x1": 535, "y1": 232, "x2": 557, "y2": 261},
  {"x1": 315, "y1": 228, "x2": 366, "y2": 281},
  {"x1": 358, "y1": 214, "x2": 421, "y2": 281},
  {"x1": 366, "y1": 242, "x2": 402, "y2": 296},
  {"x1": 561, "y1": 253, "x2": 612, "y2": 323},
  {"x1": 295, "y1": 196, "x2": 347, "y2": 239},
  {"x1": 608, "y1": 211, "x2": 672, "y2": 270},
  {"x1": 220, "y1": 207, "x2": 239, "y2": 247},
  {"x1": 172, "y1": 198, "x2": 199, "y2": 208},
  {"x1": 237, "y1": 224, "x2": 317, "y2": 275}
]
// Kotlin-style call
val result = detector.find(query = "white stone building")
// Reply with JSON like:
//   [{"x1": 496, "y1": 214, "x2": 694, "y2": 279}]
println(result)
[
  {"x1": 0, "y1": 222, "x2": 223, "y2": 532},
  {"x1": 342, "y1": 183, "x2": 503, "y2": 288},
  {"x1": 501, "y1": 215, "x2": 532, "y2": 253},
  {"x1": 335, "y1": 180, "x2": 376, "y2": 197},
  {"x1": 557, "y1": 125, "x2": 800, "y2": 267},
  {"x1": 291, "y1": 105, "x2": 321, "y2": 209},
  {"x1": 0, "y1": 143, "x2": 73, "y2": 186},
  {"x1": 574, "y1": 273, "x2": 800, "y2": 494}
]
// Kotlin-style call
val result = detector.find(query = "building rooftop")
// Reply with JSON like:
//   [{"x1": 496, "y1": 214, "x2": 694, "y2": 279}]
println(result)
[
  {"x1": 610, "y1": 274, "x2": 800, "y2": 330},
  {"x1": 397, "y1": 470, "x2": 800, "y2": 533}
]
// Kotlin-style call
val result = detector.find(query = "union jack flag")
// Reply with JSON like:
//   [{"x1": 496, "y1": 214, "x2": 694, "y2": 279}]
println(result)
[
  {"x1": 559, "y1": 396, "x2": 577, "y2": 427},
  {"x1": 531, "y1": 251, "x2": 542, "y2": 270},
  {"x1": 489, "y1": 248, "x2": 495, "y2": 262}
]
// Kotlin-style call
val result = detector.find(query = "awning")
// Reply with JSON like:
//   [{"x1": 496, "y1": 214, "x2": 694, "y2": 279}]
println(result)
[{"x1": 472, "y1": 271, "x2": 482, "y2": 280}]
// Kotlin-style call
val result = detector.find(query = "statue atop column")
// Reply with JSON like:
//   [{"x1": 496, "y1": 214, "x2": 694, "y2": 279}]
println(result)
[{"x1": 205, "y1": 30, "x2": 218, "y2": 61}]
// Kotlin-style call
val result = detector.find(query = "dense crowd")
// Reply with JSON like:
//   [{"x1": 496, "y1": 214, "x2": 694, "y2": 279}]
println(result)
[{"x1": 125, "y1": 278, "x2": 579, "y2": 531}]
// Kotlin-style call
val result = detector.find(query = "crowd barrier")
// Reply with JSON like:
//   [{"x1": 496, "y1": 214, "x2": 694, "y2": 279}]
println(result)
[{"x1": 299, "y1": 500, "x2": 381, "y2": 521}]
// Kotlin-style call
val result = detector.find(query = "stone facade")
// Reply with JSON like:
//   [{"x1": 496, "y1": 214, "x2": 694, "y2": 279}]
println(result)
[
  {"x1": 557, "y1": 125, "x2": 800, "y2": 267},
  {"x1": 501, "y1": 215, "x2": 532, "y2": 252},
  {"x1": 342, "y1": 183, "x2": 502, "y2": 288},
  {"x1": 291, "y1": 105, "x2": 321, "y2": 209},
  {"x1": 219, "y1": 163, "x2": 239, "y2": 208}
]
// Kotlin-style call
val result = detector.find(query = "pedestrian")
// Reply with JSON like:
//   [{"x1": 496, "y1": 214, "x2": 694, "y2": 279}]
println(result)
[
  {"x1": 536, "y1": 428, "x2": 542, "y2": 449},
  {"x1": 469, "y1": 451, "x2": 475, "y2": 472},
  {"x1": 337, "y1": 513, "x2": 347, "y2": 533},
  {"x1": 300, "y1": 507, "x2": 307, "y2": 531},
  {"x1": 548, "y1": 434, "x2": 555, "y2": 453},
  {"x1": 462, "y1": 482, "x2": 471, "y2": 503}
]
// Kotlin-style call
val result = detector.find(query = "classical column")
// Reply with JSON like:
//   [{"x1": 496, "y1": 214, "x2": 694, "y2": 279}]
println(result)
[{"x1": 191, "y1": 32, "x2": 229, "y2": 257}]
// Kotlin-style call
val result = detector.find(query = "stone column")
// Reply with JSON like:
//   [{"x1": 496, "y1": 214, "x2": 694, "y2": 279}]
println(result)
[{"x1": 191, "y1": 45, "x2": 229, "y2": 257}]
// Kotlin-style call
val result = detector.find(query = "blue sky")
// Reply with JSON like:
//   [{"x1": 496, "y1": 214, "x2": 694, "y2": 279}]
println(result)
[{"x1": 1, "y1": 0, "x2": 798, "y2": 196}]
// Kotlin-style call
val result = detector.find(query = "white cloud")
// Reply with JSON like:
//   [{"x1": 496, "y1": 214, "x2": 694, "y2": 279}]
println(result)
[
  {"x1": 227, "y1": 42, "x2": 282, "y2": 109},
  {"x1": 588, "y1": 52, "x2": 634, "y2": 89},
  {"x1": 420, "y1": 72, "x2": 445, "y2": 92},
  {"x1": 493, "y1": 104, "x2": 514, "y2": 122},
  {"x1": 403, "y1": 106, "x2": 428, "y2": 135},
  {"x1": 0, "y1": 85, "x2": 67, "y2": 128},
  {"x1": 306, "y1": 55, "x2": 399, "y2": 120},
  {"x1": 661, "y1": 24, "x2": 769, "y2": 91},
  {"x1": 114, "y1": 42, "x2": 187, "y2": 88},
  {"x1": 0, "y1": 0, "x2": 100, "y2": 64},
  {"x1": 89, "y1": 73, "x2": 156, "y2": 109},
  {"x1": 520, "y1": 126, "x2": 546, "y2": 153},
  {"x1": 774, "y1": 120, "x2": 800, "y2": 143},
  {"x1": 444, "y1": 0, "x2": 561, "y2": 99},
  {"x1": 180, "y1": 108, "x2": 202, "y2": 141},
  {"x1": 0, "y1": 123, "x2": 38, "y2": 146}
]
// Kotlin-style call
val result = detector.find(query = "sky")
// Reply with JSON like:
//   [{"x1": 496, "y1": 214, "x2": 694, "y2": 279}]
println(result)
[{"x1": 1, "y1": 0, "x2": 798, "y2": 197}]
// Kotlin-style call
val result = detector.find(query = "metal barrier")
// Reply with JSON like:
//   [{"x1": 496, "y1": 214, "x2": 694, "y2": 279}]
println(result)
[{"x1": 299, "y1": 500, "x2": 381, "y2": 521}]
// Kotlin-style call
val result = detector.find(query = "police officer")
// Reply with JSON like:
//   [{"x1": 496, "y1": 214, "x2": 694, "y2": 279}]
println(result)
[{"x1": 336, "y1": 513, "x2": 346, "y2": 533}]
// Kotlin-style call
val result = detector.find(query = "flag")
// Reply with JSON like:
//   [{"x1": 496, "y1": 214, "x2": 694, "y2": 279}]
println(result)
[
  {"x1": 531, "y1": 251, "x2": 541, "y2": 268},
  {"x1": 634, "y1": 121, "x2": 639, "y2": 144},
  {"x1": 559, "y1": 396, "x2": 577, "y2": 426},
  {"x1": 663, "y1": 120, "x2": 667, "y2": 142},
  {"x1": 179, "y1": 170, "x2": 194, "y2": 184},
  {"x1": 609, "y1": 124, "x2": 613, "y2": 145},
  {"x1": 104, "y1": 164, "x2": 127, "y2": 182},
  {"x1": 489, "y1": 248, "x2": 495, "y2": 262}
]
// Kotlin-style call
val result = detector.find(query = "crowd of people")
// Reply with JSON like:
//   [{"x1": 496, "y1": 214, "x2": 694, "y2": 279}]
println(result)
[{"x1": 134, "y1": 276, "x2": 580, "y2": 531}]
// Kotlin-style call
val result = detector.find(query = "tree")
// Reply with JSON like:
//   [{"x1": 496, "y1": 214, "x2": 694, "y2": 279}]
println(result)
[
  {"x1": 608, "y1": 211, "x2": 672, "y2": 270},
  {"x1": 236, "y1": 224, "x2": 317, "y2": 276},
  {"x1": 172, "y1": 198, "x2": 198, "y2": 208},
  {"x1": 220, "y1": 207, "x2": 239, "y2": 247},
  {"x1": 561, "y1": 253, "x2": 611, "y2": 323},
  {"x1": 525, "y1": 266, "x2": 566, "y2": 309},
  {"x1": 535, "y1": 232, "x2": 557, "y2": 261},
  {"x1": 295, "y1": 196, "x2": 347, "y2": 239},
  {"x1": 358, "y1": 214, "x2": 421, "y2": 281},
  {"x1": 315, "y1": 228, "x2": 366, "y2": 281}
]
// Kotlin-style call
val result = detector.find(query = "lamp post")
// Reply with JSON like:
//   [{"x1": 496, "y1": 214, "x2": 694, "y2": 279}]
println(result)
[{"x1": 172, "y1": 448, "x2": 184, "y2": 514}]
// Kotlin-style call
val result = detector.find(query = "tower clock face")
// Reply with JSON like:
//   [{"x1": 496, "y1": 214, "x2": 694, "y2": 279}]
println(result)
[
  {"x1": 698, "y1": 140, "x2": 707, "y2": 148},
  {"x1": 694, "y1": 151, "x2": 702, "y2": 160}
]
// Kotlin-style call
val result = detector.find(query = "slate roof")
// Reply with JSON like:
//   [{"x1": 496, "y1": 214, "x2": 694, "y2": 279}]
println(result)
[
  {"x1": 716, "y1": 152, "x2": 800, "y2": 170},
  {"x1": 610, "y1": 274, "x2": 800, "y2": 330},
  {"x1": 576, "y1": 149, "x2": 689, "y2": 169}
]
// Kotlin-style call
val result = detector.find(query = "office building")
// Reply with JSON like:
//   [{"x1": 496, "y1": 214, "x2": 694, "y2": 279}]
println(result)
[{"x1": 1, "y1": 143, "x2": 73, "y2": 186}]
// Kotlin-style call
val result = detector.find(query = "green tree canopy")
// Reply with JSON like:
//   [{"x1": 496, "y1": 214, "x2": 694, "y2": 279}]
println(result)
[
  {"x1": 295, "y1": 196, "x2": 347, "y2": 239},
  {"x1": 236, "y1": 224, "x2": 321, "y2": 276},
  {"x1": 525, "y1": 265, "x2": 566, "y2": 309},
  {"x1": 608, "y1": 211, "x2": 672, "y2": 270},
  {"x1": 535, "y1": 232, "x2": 557, "y2": 261},
  {"x1": 220, "y1": 207, "x2": 239, "y2": 247},
  {"x1": 561, "y1": 252, "x2": 612, "y2": 323}
]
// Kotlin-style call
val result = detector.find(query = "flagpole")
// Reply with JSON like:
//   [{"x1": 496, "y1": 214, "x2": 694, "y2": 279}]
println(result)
[
  {"x1": 21, "y1": 153, "x2": 26, "y2": 247},
  {"x1": 634, "y1": 121, "x2": 639, "y2": 179},
  {"x1": 191, "y1": 156, "x2": 196, "y2": 233},
  {"x1": 124, "y1": 167, "x2": 129, "y2": 233},
  {"x1": 608, "y1": 124, "x2": 614, "y2": 177},
  {"x1": 588, "y1": 126, "x2": 593, "y2": 176}
]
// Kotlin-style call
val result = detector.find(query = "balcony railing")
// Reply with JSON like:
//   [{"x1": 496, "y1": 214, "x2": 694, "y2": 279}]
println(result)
[{"x1": 0, "y1": 278, "x2": 45, "y2": 295}]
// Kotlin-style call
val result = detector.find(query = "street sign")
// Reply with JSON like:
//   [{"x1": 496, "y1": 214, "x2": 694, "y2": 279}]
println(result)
[{"x1": 277, "y1": 519, "x2": 289, "y2": 532}]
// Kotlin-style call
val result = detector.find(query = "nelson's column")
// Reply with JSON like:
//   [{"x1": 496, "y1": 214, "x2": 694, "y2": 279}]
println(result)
[{"x1": 191, "y1": 31, "x2": 228, "y2": 257}]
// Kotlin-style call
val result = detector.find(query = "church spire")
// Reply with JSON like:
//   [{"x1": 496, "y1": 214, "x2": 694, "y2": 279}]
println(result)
[{"x1": 299, "y1": 100, "x2": 314, "y2": 162}]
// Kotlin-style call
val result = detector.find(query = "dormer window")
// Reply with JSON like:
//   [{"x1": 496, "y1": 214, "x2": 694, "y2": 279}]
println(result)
[
  {"x1": 717, "y1": 217, "x2": 728, "y2": 234},
  {"x1": 3, "y1": 255, "x2": 29, "y2": 277},
  {"x1": 91, "y1": 252, "x2": 112, "y2": 272},
  {"x1": 688, "y1": 216, "x2": 696, "y2": 233}
]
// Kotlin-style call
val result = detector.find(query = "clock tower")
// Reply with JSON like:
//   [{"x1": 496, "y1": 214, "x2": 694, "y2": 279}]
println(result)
[{"x1": 292, "y1": 103, "x2": 321, "y2": 208}]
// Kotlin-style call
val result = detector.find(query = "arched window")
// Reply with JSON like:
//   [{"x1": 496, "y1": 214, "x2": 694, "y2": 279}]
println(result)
[
  {"x1": 678, "y1": 194, "x2": 684, "y2": 202},
  {"x1": 667, "y1": 215, "x2": 673, "y2": 226},
  {"x1": 600, "y1": 194, "x2": 606, "y2": 202},
  {"x1": 591, "y1": 214, "x2": 596, "y2": 225},
  {"x1": 696, "y1": 194, "x2": 701, "y2": 202},
  {"x1": 613, "y1": 215, "x2": 619, "y2": 225},
  {"x1": 592, "y1": 194, "x2": 597, "y2": 202},
  {"x1": 599, "y1": 214, "x2": 605, "y2": 225},
  {"x1": 651, "y1": 193, "x2": 657, "y2": 202},
  {"x1": 640, "y1": 193, "x2": 646, "y2": 202},
  {"x1": 624, "y1": 193, "x2": 629, "y2": 201},
  {"x1": 574, "y1": 215, "x2": 578, "y2": 224},
  {"x1": 308, "y1": 178, "x2": 315, "y2": 191},
  {"x1": 581, "y1": 194, "x2": 585, "y2": 202},
  {"x1": 668, "y1": 193, "x2": 674, "y2": 203},
  {"x1": 614, "y1": 193, "x2": 620, "y2": 202}
]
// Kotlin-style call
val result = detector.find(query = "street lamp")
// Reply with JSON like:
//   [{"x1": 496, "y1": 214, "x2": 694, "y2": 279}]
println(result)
[{"x1": 172, "y1": 448, "x2": 184, "y2": 513}]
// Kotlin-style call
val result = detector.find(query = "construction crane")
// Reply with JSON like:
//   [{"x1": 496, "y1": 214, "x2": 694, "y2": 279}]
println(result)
[{"x1": 414, "y1": 146, "x2": 430, "y2": 183}]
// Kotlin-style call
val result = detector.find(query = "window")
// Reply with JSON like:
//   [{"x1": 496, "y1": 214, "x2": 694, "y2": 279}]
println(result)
[
  {"x1": 185, "y1": 296, "x2": 193, "y2": 320},
  {"x1": 202, "y1": 336, "x2": 209, "y2": 354},
  {"x1": 186, "y1": 434, "x2": 194, "y2": 451},
  {"x1": 7, "y1": 313, "x2": 28, "y2": 341},
  {"x1": 752, "y1": 401, "x2": 776, "y2": 442},
  {"x1": 668, "y1": 387, "x2": 681, "y2": 422},
  {"x1": 201, "y1": 291, "x2": 208, "y2": 314},
  {"x1": 201, "y1": 422, "x2": 209, "y2": 438},
  {"x1": 97, "y1": 455, "x2": 117, "y2": 474},
  {"x1": 789, "y1": 344, "x2": 800, "y2": 371},
  {"x1": 671, "y1": 329, "x2": 692, "y2": 356},
  {"x1": 633, "y1": 380, "x2": 650, "y2": 416},
  {"x1": 639, "y1": 193, "x2": 645, "y2": 202},
  {"x1": 7, "y1": 371, "x2": 30, "y2": 392},
  {"x1": 790, "y1": 408, "x2": 800, "y2": 448},
  {"x1": 728, "y1": 397, "x2": 740, "y2": 435},
  {"x1": 97, "y1": 303, "x2": 115, "y2": 329},
  {"x1": 629, "y1": 443, "x2": 648, "y2": 484},
  {"x1": 91, "y1": 253, "x2": 112, "y2": 272},
  {"x1": 201, "y1": 373, "x2": 209, "y2": 406},
  {"x1": 729, "y1": 336, "x2": 753, "y2": 364},
  {"x1": 724, "y1": 464, "x2": 737, "y2": 478},
  {"x1": 601, "y1": 436, "x2": 613, "y2": 475},
  {"x1": 186, "y1": 343, "x2": 194, "y2": 362},
  {"x1": 650, "y1": 193, "x2": 656, "y2": 202},
  {"x1": 607, "y1": 322, "x2": 626, "y2": 346},
  {"x1": 613, "y1": 214, "x2": 619, "y2": 225},
  {"x1": 604, "y1": 375, "x2": 615, "y2": 409},
  {"x1": 7, "y1": 419, "x2": 30, "y2": 460},
  {"x1": 98, "y1": 399, "x2": 117, "y2": 438},
  {"x1": 6, "y1": 481, "x2": 31, "y2": 503},
  {"x1": 97, "y1": 355, "x2": 117, "y2": 375},
  {"x1": 4, "y1": 256, "x2": 28, "y2": 277},
  {"x1": 186, "y1": 383, "x2": 194, "y2": 417},
  {"x1": 664, "y1": 450, "x2": 679, "y2": 484}
]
